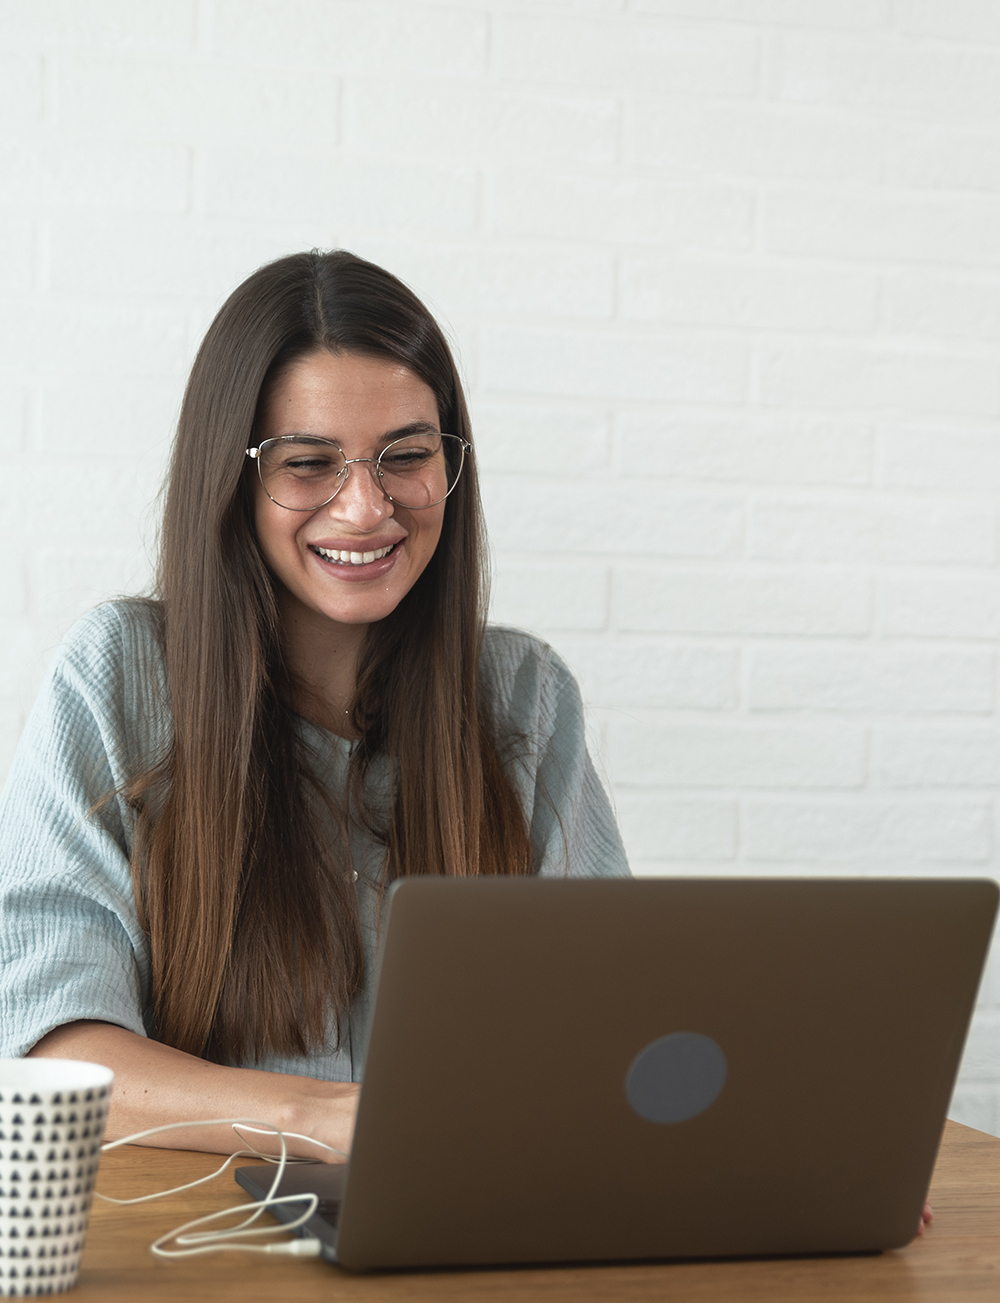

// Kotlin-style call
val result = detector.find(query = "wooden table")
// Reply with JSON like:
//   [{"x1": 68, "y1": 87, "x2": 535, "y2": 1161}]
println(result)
[{"x1": 75, "y1": 1120, "x2": 1000, "y2": 1301}]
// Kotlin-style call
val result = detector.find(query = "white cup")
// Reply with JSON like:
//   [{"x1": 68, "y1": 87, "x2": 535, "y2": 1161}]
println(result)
[{"x1": 0, "y1": 1060, "x2": 114, "y2": 1298}]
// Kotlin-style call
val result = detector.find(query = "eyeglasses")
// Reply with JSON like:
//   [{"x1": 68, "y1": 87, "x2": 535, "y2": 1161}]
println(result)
[{"x1": 246, "y1": 433, "x2": 471, "y2": 512}]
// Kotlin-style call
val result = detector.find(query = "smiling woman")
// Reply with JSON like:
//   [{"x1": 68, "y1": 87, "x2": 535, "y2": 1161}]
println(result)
[{"x1": 0, "y1": 250, "x2": 629, "y2": 1160}]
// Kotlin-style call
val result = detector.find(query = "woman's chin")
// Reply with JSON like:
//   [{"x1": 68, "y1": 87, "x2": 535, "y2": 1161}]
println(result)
[{"x1": 281, "y1": 581, "x2": 411, "y2": 632}]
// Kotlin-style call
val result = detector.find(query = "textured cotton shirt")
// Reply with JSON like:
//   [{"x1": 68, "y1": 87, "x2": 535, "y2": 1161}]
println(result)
[{"x1": 0, "y1": 601, "x2": 629, "y2": 1077}]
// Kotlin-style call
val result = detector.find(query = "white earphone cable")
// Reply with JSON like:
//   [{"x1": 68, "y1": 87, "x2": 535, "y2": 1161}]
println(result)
[{"x1": 96, "y1": 1118, "x2": 346, "y2": 1259}]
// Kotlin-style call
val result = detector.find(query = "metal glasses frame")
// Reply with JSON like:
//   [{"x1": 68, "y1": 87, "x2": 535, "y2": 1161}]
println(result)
[{"x1": 245, "y1": 433, "x2": 472, "y2": 512}]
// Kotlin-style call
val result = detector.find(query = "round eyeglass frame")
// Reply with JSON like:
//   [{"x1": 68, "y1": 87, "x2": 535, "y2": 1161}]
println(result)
[{"x1": 245, "y1": 433, "x2": 472, "y2": 512}]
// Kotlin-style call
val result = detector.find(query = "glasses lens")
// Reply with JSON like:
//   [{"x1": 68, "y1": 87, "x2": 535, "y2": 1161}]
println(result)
[
  {"x1": 257, "y1": 436, "x2": 346, "y2": 510},
  {"x1": 378, "y1": 434, "x2": 466, "y2": 508}
]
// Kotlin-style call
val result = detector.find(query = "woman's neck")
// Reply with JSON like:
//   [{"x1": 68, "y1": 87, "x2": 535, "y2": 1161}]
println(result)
[{"x1": 276, "y1": 590, "x2": 369, "y2": 738}]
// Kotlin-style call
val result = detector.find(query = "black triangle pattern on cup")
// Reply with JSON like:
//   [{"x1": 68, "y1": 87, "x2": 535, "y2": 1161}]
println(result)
[
  {"x1": 0, "y1": 1086, "x2": 109, "y2": 1107},
  {"x1": 0, "y1": 1088, "x2": 110, "y2": 1295}
]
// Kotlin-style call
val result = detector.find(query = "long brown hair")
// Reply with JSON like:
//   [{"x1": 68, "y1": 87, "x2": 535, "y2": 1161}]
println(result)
[{"x1": 129, "y1": 251, "x2": 532, "y2": 1064}]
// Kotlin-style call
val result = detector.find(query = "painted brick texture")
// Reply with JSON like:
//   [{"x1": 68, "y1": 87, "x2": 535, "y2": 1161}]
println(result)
[{"x1": 2, "y1": 0, "x2": 999, "y2": 1132}]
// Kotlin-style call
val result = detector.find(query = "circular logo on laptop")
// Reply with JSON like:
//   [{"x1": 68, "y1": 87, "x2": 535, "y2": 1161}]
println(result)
[{"x1": 625, "y1": 1032, "x2": 727, "y2": 1124}]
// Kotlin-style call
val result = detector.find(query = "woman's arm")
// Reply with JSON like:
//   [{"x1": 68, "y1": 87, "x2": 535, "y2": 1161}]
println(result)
[
  {"x1": 4, "y1": 610, "x2": 358, "y2": 1159},
  {"x1": 29, "y1": 1021, "x2": 358, "y2": 1162}
]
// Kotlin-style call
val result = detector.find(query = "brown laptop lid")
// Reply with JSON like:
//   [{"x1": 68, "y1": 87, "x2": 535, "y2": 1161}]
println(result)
[{"x1": 336, "y1": 877, "x2": 998, "y2": 1271}]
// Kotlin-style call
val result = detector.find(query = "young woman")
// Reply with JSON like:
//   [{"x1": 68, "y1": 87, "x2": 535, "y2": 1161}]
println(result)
[{"x1": 0, "y1": 251, "x2": 629, "y2": 1159}]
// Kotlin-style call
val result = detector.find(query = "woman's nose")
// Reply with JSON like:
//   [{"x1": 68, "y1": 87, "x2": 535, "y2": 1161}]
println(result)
[{"x1": 326, "y1": 459, "x2": 392, "y2": 527}]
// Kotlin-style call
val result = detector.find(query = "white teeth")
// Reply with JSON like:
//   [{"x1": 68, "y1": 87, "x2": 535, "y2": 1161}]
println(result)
[{"x1": 315, "y1": 544, "x2": 393, "y2": 565}]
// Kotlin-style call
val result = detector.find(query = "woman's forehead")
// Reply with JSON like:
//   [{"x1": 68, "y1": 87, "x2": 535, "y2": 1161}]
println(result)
[{"x1": 261, "y1": 350, "x2": 440, "y2": 439}]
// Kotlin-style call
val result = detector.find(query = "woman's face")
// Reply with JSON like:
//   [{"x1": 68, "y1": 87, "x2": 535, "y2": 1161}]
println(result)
[{"x1": 253, "y1": 349, "x2": 447, "y2": 635}]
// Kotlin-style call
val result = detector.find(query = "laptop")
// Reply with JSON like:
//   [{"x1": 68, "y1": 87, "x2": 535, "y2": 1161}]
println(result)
[{"x1": 235, "y1": 876, "x2": 998, "y2": 1271}]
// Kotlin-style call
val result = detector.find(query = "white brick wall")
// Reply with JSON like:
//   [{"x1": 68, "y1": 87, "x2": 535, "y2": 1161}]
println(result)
[{"x1": 2, "y1": 0, "x2": 1000, "y2": 1134}]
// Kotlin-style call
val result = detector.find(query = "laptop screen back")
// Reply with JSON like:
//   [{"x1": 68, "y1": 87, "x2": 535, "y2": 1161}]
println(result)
[{"x1": 288, "y1": 878, "x2": 1000, "y2": 1271}]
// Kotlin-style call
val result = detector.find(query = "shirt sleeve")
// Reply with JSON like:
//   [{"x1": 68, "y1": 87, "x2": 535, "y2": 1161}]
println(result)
[
  {"x1": 484, "y1": 627, "x2": 631, "y2": 880},
  {"x1": 529, "y1": 647, "x2": 631, "y2": 880},
  {"x1": 0, "y1": 606, "x2": 154, "y2": 1057}
]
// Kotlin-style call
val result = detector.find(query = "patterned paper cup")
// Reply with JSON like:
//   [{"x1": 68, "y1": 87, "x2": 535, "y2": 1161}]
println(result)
[{"x1": 0, "y1": 1060, "x2": 114, "y2": 1298}]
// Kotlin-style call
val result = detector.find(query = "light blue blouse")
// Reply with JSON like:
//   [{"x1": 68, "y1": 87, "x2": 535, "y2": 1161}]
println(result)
[{"x1": 0, "y1": 601, "x2": 630, "y2": 1076}]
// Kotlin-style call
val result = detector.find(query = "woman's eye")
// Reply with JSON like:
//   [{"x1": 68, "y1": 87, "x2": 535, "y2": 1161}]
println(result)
[
  {"x1": 383, "y1": 449, "x2": 433, "y2": 469},
  {"x1": 285, "y1": 456, "x2": 336, "y2": 474}
]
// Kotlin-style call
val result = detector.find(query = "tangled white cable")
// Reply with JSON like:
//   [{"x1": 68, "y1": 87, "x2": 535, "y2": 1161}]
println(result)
[{"x1": 95, "y1": 1118, "x2": 346, "y2": 1259}]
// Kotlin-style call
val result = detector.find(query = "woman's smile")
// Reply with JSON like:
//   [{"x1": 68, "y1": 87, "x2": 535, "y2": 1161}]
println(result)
[
  {"x1": 311, "y1": 542, "x2": 395, "y2": 566},
  {"x1": 306, "y1": 537, "x2": 403, "y2": 582}
]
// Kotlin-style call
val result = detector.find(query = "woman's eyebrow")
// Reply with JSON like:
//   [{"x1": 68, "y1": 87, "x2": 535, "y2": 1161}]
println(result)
[
  {"x1": 273, "y1": 421, "x2": 439, "y2": 443},
  {"x1": 377, "y1": 420, "x2": 440, "y2": 445}
]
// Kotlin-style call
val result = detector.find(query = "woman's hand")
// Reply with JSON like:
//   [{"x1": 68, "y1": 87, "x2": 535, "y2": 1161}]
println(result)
[
  {"x1": 917, "y1": 1201, "x2": 933, "y2": 1235},
  {"x1": 28, "y1": 1020, "x2": 358, "y2": 1162}
]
